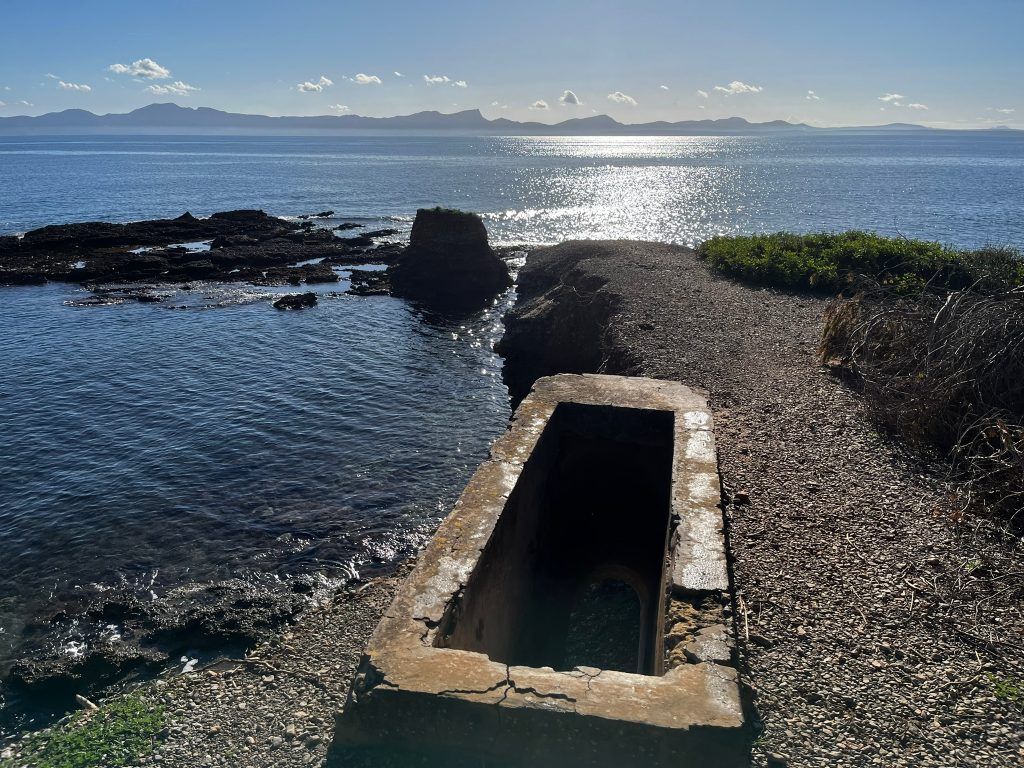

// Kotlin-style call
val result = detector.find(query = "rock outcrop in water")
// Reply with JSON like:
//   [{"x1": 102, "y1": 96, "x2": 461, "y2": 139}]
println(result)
[
  {"x1": 388, "y1": 208, "x2": 511, "y2": 310},
  {"x1": 273, "y1": 292, "x2": 318, "y2": 310},
  {"x1": 0, "y1": 210, "x2": 402, "y2": 290}
]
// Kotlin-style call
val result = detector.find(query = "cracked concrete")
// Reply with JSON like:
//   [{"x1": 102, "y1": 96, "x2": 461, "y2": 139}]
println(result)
[{"x1": 332, "y1": 375, "x2": 747, "y2": 767}]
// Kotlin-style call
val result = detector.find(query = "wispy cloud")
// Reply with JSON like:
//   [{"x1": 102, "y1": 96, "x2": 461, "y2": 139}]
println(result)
[
  {"x1": 329, "y1": 104, "x2": 350, "y2": 113},
  {"x1": 806, "y1": 90, "x2": 820, "y2": 101},
  {"x1": 58, "y1": 80, "x2": 92, "y2": 92},
  {"x1": 559, "y1": 89, "x2": 581, "y2": 106},
  {"x1": 19, "y1": 100, "x2": 33, "y2": 107},
  {"x1": 423, "y1": 74, "x2": 466, "y2": 88},
  {"x1": 529, "y1": 99, "x2": 549, "y2": 110},
  {"x1": 879, "y1": 93, "x2": 927, "y2": 110},
  {"x1": 714, "y1": 80, "x2": 763, "y2": 95},
  {"x1": 351, "y1": 73, "x2": 382, "y2": 85},
  {"x1": 696, "y1": 89, "x2": 709, "y2": 99},
  {"x1": 0, "y1": 101, "x2": 6, "y2": 107},
  {"x1": 659, "y1": 85, "x2": 670, "y2": 91},
  {"x1": 146, "y1": 80, "x2": 199, "y2": 96},
  {"x1": 490, "y1": 100, "x2": 509, "y2": 110},
  {"x1": 994, "y1": 107, "x2": 1015, "y2": 114},
  {"x1": 297, "y1": 75, "x2": 333, "y2": 93},
  {"x1": 393, "y1": 71, "x2": 403, "y2": 78},
  {"x1": 108, "y1": 58, "x2": 171, "y2": 80},
  {"x1": 607, "y1": 91, "x2": 637, "y2": 105}
]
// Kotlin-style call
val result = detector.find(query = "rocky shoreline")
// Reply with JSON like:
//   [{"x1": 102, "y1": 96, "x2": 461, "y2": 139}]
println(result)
[
  {"x1": 0, "y1": 210, "x2": 404, "y2": 293},
  {"x1": 0, "y1": 207, "x2": 517, "y2": 739},
  {"x1": 3, "y1": 237, "x2": 1021, "y2": 767}
]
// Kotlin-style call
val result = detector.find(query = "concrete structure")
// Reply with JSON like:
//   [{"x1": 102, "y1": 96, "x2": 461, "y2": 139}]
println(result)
[{"x1": 333, "y1": 375, "x2": 746, "y2": 766}]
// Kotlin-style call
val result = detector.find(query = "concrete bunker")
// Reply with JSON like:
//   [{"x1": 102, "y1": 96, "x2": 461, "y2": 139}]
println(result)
[
  {"x1": 333, "y1": 375, "x2": 745, "y2": 768},
  {"x1": 438, "y1": 402, "x2": 674, "y2": 675}
]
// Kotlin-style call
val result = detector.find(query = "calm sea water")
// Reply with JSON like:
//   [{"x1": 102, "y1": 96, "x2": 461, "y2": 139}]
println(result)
[{"x1": 1, "y1": 132, "x2": 1022, "y2": 685}]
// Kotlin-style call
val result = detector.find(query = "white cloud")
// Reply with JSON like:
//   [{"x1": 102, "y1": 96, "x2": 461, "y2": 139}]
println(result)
[
  {"x1": 329, "y1": 104, "x2": 350, "y2": 113},
  {"x1": 146, "y1": 80, "x2": 199, "y2": 96},
  {"x1": 45, "y1": 73, "x2": 58, "y2": 79},
  {"x1": 559, "y1": 89, "x2": 581, "y2": 106},
  {"x1": 108, "y1": 58, "x2": 171, "y2": 80},
  {"x1": 907, "y1": 103, "x2": 928, "y2": 110},
  {"x1": 607, "y1": 91, "x2": 637, "y2": 105},
  {"x1": 529, "y1": 99, "x2": 550, "y2": 110},
  {"x1": 994, "y1": 107, "x2": 1015, "y2": 114},
  {"x1": 19, "y1": 100, "x2": 33, "y2": 106},
  {"x1": 297, "y1": 75, "x2": 333, "y2": 93},
  {"x1": 806, "y1": 90, "x2": 820, "y2": 100},
  {"x1": 423, "y1": 74, "x2": 466, "y2": 88},
  {"x1": 659, "y1": 85, "x2": 670, "y2": 91},
  {"x1": 393, "y1": 71, "x2": 403, "y2": 77},
  {"x1": 714, "y1": 80, "x2": 763, "y2": 95},
  {"x1": 696, "y1": 89, "x2": 709, "y2": 99},
  {"x1": 878, "y1": 93, "x2": 904, "y2": 104},
  {"x1": 58, "y1": 81, "x2": 92, "y2": 92},
  {"x1": 352, "y1": 73, "x2": 382, "y2": 85}
]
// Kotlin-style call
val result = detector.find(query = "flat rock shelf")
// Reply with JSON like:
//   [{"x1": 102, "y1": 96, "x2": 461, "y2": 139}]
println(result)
[{"x1": 332, "y1": 374, "x2": 746, "y2": 768}]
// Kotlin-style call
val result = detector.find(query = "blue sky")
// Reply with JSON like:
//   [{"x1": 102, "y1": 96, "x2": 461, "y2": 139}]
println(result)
[{"x1": 0, "y1": 0, "x2": 1021, "y2": 127}]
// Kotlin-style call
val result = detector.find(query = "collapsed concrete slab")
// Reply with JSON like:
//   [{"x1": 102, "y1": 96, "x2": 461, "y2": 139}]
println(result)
[{"x1": 333, "y1": 374, "x2": 746, "y2": 767}]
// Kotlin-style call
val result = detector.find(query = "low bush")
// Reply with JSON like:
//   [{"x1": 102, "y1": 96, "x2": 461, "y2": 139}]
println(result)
[
  {"x1": 821, "y1": 281, "x2": 1024, "y2": 521},
  {"x1": 697, "y1": 231, "x2": 1023, "y2": 294}
]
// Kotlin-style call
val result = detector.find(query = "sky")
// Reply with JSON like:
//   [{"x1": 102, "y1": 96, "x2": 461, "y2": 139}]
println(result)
[{"x1": 0, "y1": 0, "x2": 1021, "y2": 128}]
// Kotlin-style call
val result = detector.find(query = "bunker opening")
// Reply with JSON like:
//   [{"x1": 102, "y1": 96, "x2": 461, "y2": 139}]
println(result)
[{"x1": 438, "y1": 402, "x2": 675, "y2": 675}]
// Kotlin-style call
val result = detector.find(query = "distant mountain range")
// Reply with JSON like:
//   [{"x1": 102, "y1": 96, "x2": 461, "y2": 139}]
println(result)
[{"x1": 0, "y1": 102, "x2": 1017, "y2": 135}]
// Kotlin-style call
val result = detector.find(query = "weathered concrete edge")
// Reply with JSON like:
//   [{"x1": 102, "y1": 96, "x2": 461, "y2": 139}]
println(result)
[{"x1": 338, "y1": 374, "x2": 744, "y2": 763}]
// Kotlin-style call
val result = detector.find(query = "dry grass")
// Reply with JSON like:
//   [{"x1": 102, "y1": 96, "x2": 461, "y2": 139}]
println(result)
[{"x1": 821, "y1": 280, "x2": 1024, "y2": 521}]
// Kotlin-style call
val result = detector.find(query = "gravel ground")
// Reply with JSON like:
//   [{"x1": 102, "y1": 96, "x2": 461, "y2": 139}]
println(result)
[
  {"x1": 502, "y1": 241, "x2": 1024, "y2": 767},
  {"x1": 140, "y1": 575, "x2": 398, "y2": 768}
]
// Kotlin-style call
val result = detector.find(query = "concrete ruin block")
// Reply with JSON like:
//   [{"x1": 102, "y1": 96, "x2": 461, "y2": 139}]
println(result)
[{"x1": 333, "y1": 374, "x2": 746, "y2": 767}]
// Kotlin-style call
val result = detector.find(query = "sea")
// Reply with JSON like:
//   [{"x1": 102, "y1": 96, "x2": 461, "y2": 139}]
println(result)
[{"x1": 1, "y1": 131, "x2": 1022, "y2": 719}]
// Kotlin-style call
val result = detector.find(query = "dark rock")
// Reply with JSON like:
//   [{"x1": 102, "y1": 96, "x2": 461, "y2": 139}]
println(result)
[
  {"x1": 174, "y1": 260, "x2": 218, "y2": 280},
  {"x1": 362, "y1": 228, "x2": 400, "y2": 239},
  {"x1": 301, "y1": 263, "x2": 341, "y2": 284},
  {"x1": 273, "y1": 292, "x2": 318, "y2": 310},
  {"x1": 0, "y1": 269, "x2": 47, "y2": 285},
  {"x1": 496, "y1": 242, "x2": 640, "y2": 405},
  {"x1": 348, "y1": 269, "x2": 391, "y2": 296},
  {"x1": 9, "y1": 643, "x2": 168, "y2": 699},
  {"x1": 387, "y1": 208, "x2": 511, "y2": 309},
  {"x1": 334, "y1": 222, "x2": 364, "y2": 231}
]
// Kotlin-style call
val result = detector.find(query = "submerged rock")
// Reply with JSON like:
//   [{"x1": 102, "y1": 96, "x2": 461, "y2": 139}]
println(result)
[
  {"x1": 273, "y1": 292, "x2": 318, "y2": 310},
  {"x1": 388, "y1": 208, "x2": 511, "y2": 310}
]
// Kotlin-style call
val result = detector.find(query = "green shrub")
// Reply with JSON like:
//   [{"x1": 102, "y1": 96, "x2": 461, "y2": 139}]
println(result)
[
  {"x1": 697, "y1": 232, "x2": 1024, "y2": 294},
  {"x1": 2, "y1": 695, "x2": 165, "y2": 768}
]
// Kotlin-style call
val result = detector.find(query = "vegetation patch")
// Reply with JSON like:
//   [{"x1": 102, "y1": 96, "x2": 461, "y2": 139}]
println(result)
[
  {"x1": 697, "y1": 231, "x2": 1023, "y2": 293},
  {"x1": 698, "y1": 231, "x2": 1024, "y2": 524},
  {"x1": 2, "y1": 694, "x2": 165, "y2": 768}
]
